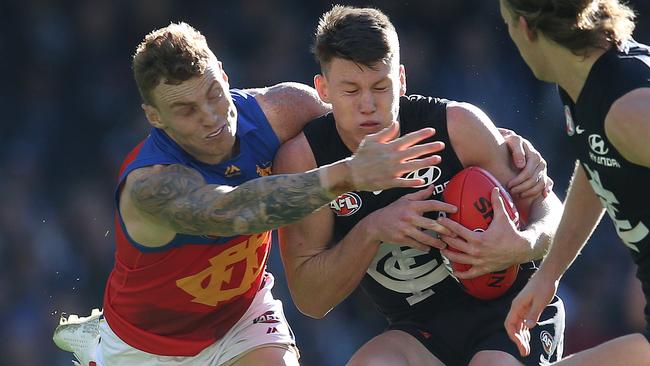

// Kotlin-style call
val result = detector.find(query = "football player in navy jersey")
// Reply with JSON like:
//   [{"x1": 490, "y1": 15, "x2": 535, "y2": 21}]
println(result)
[
  {"x1": 500, "y1": 1, "x2": 650, "y2": 364},
  {"x1": 275, "y1": 5, "x2": 564, "y2": 366}
]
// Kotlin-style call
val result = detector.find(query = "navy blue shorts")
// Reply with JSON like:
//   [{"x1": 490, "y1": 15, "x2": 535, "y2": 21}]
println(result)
[{"x1": 388, "y1": 293, "x2": 565, "y2": 366}]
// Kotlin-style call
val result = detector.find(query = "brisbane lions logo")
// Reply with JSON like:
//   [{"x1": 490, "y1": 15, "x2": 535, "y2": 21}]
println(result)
[{"x1": 256, "y1": 162, "x2": 272, "y2": 177}]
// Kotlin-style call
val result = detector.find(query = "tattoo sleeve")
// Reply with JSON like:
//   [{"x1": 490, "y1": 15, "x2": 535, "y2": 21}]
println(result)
[{"x1": 130, "y1": 164, "x2": 333, "y2": 236}]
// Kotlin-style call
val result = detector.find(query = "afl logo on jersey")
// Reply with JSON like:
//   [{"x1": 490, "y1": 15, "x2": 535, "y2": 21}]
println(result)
[
  {"x1": 588, "y1": 134, "x2": 609, "y2": 155},
  {"x1": 564, "y1": 105, "x2": 575, "y2": 136},
  {"x1": 330, "y1": 192, "x2": 362, "y2": 216}
]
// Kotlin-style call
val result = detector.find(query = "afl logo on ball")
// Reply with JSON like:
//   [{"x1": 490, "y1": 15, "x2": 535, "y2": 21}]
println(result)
[{"x1": 330, "y1": 192, "x2": 362, "y2": 216}]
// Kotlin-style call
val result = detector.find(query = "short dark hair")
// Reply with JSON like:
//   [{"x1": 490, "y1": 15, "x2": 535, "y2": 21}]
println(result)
[
  {"x1": 504, "y1": 0, "x2": 636, "y2": 55},
  {"x1": 312, "y1": 5, "x2": 400, "y2": 72},
  {"x1": 132, "y1": 22, "x2": 213, "y2": 105}
]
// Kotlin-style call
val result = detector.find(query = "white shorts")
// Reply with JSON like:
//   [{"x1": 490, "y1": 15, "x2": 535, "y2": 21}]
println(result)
[{"x1": 97, "y1": 273, "x2": 298, "y2": 366}]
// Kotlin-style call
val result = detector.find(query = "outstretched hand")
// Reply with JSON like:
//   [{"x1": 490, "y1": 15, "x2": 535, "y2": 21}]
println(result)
[
  {"x1": 348, "y1": 122, "x2": 445, "y2": 192},
  {"x1": 504, "y1": 272, "x2": 559, "y2": 356},
  {"x1": 438, "y1": 187, "x2": 526, "y2": 278}
]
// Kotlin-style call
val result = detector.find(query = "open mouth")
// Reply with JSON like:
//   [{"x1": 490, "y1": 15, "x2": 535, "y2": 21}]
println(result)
[{"x1": 206, "y1": 125, "x2": 226, "y2": 139}]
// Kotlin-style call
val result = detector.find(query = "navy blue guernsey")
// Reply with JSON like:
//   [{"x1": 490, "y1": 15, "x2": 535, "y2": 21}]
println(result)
[
  {"x1": 559, "y1": 41, "x2": 650, "y2": 322},
  {"x1": 304, "y1": 95, "x2": 534, "y2": 322}
]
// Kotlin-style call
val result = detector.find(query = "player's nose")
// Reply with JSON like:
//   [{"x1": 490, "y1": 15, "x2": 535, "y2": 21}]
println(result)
[
  {"x1": 199, "y1": 103, "x2": 221, "y2": 127},
  {"x1": 358, "y1": 91, "x2": 376, "y2": 114}
]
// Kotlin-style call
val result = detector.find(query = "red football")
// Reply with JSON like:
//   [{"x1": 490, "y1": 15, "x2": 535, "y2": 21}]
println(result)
[{"x1": 442, "y1": 166, "x2": 520, "y2": 300}]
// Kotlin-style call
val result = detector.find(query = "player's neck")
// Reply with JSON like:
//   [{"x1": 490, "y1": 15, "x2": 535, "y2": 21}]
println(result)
[
  {"x1": 550, "y1": 45, "x2": 609, "y2": 103},
  {"x1": 335, "y1": 125, "x2": 362, "y2": 153},
  {"x1": 205, "y1": 138, "x2": 240, "y2": 164}
]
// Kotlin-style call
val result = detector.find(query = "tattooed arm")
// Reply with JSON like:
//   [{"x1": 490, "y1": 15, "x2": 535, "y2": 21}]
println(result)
[
  {"x1": 124, "y1": 163, "x2": 335, "y2": 242},
  {"x1": 120, "y1": 124, "x2": 444, "y2": 247}
]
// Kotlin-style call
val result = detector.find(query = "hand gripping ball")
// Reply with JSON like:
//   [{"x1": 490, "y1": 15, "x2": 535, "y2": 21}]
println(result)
[{"x1": 442, "y1": 166, "x2": 520, "y2": 300}]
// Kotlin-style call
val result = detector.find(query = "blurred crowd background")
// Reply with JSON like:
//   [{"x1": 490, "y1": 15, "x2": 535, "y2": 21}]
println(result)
[{"x1": 2, "y1": 0, "x2": 649, "y2": 365}]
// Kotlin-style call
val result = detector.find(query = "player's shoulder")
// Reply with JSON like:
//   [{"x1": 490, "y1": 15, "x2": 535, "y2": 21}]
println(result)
[
  {"x1": 446, "y1": 101, "x2": 493, "y2": 131},
  {"x1": 614, "y1": 41, "x2": 650, "y2": 72},
  {"x1": 605, "y1": 88, "x2": 650, "y2": 165},
  {"x1": 124, "y1": 164, "x2": 204, "y2": 192},
  {"x1": 399, "y1": 94, "x2": 448, "y2": 115},
  {"x1": 123, "y1": 164, "x2": 161, "y2": 184},
  {"x1": 606, "y1": 87, "x2": 650, "y2": 135},
  {"x1": 597, "y1": 43, "x2": 650, "y2": 94},
  {"x1": 398, "y1": 94, "x2": 450, "y2": 132},
  {"x1": 445, "y1": 101, "x2": 504, "y2": 167}
]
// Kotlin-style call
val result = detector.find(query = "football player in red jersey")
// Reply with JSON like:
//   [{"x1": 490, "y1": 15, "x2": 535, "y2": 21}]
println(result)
[
  {"x1": 501, "y1": 0, "x2": 650, "y2": 364},
  {"x1": 275, "y1": 5, "x2": 564, "y2": 366}
]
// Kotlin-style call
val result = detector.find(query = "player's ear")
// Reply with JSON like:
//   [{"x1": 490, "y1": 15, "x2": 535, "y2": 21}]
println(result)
[
  {"x1": 142, "y1": 104, "x2": 164, "y2": 129},
  {"x1": 314, "y1": 74, "x2": 330, "y2": 103},
  {"x1": 519, "y1": 15, "x2": 538, "y2": 42},
  {"x1": 218, "y1": 61, "x2": 229, "y2": 83},
  {"x1": 399, "y1": 64, "x2": 407, "y2": 96}
]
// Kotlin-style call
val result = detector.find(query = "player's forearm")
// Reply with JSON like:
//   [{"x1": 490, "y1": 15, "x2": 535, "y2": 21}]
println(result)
[
  {"x1": 288, "y1": 221, "x2": 380, "y2": 318},
  {"x1": 538, "y1": 164, "x2": 605, "y2": 280},
  {"x1": 221, "y1": 162, "x2": 356, "y2": 236},
  {"x1": 137, "y1": 162, "x2": 355, "y2": 237},
  {"x1": 518, "y1": 192, "x2": 563, "y2": 262},
  {"x1": 215, "y1": 171, "x2": 336, "y2": 236}
]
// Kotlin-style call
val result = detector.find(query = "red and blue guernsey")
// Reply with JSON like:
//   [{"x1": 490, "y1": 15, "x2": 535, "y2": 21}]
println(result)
[{"x1": 103, "y1": 90, "x2": 280, "y2": 356}]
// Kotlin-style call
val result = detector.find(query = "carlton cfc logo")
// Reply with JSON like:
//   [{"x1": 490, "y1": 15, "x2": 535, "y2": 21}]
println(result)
[{"x1": 330, "y1": 192, "x2": 362, "y2": 216}]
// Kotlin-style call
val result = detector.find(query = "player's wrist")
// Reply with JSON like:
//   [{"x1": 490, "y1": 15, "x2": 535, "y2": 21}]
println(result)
[
  {"x1": 318, "y1": 159, "x2": 355, "y2": 196},
  {"x1": 359, "y1": 214, "x2": 382, "y2": 244},
  {"x1": 518, "y1": 228, "x2": 540, "y2": 262},
  {"x1": 535, "y1": 260, "x2": 564, "y2": 284}
]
